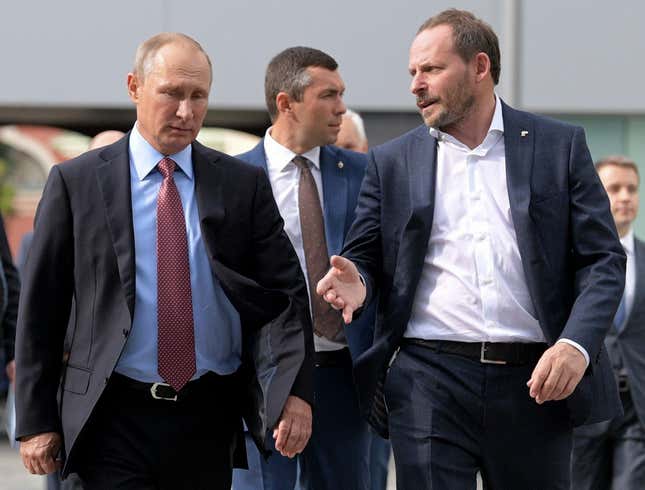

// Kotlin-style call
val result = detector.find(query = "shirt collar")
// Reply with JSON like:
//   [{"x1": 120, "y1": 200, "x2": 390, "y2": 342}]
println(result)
[
  {"x1": 621, "y1": 227, "x2": 635, "y2": 255},
  {"x1": 429, "y1": 94, "x2": 504, "y2": 147},
  {"x1": 129, "y1": 123, "x2": 193, "y2": 181},
  {"x1": 264, "y1": 127, "x2": 321, "y2": 173}
]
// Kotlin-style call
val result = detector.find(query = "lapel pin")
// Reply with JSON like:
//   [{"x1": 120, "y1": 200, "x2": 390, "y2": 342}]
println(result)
[
  {"x1": 521, "y1": 130, "x2": 529, "y2": 137},
  {"x1": 338, "y1": 161, "x2": 344, "y2": 169}
]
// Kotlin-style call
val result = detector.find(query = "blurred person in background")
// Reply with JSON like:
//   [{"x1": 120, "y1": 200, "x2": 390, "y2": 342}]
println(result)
[
  {"x1": 317, "y1": 9, "x2": 625, "y2": 489},
  {"x1": 0, "y1": 213, "x2": 19, "y2": 419},
  {"x1": 571, "y1": 155, "x2": 645, "y2": 490},
  {"x1": 334, "y1": 109, "x2": 391, "y2": 490},
  {"x1": 15, "y1": 32, "x2": 313, "y2": 490},
  {"x1": 335, "y1": 109, "x2": 368, "y2": 154},
  {"x1": 232, "y1": 46, "x2": 373, "y2": 490}
]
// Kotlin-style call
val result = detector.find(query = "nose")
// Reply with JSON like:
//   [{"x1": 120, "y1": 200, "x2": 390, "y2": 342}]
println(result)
[
  {"x1": 176, "y1": 99, "x2": 193, "y2": 121},
  {"x1": 410, "y1": 73, "x2": 425, "y2": 95},
  {"x1": 337, "y1": 96, "x2": 347, "y2": 115}
]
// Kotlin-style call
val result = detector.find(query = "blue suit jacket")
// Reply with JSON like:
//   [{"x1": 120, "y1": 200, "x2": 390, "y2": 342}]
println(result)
[
  {"x1": 343, "y1": 101, "x2": 626, "y2": 435},
  {"x1": 238, "y1": 141, "x2": 374, "y2": 360}
]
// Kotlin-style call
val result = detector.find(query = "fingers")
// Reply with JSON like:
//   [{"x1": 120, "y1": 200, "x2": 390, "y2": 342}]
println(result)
[
  {"x1": 20, "y1": 433, "x2": 61, "y2": 475},
  {"x1": 528, "y1": 356, "x2": 551, "y2": 403},
  {"x1": 528, "y1": 343, "x2": 587, "y2": 404},
  {"x1": 274, "y1": 396, "x2": 312, "y2": 457},
  {"x1": 342, "y1": 304, "x2": 355, "y2": 324},
  {"x1": 273, "y1": 418, "x2": 292, "y2": 455}
]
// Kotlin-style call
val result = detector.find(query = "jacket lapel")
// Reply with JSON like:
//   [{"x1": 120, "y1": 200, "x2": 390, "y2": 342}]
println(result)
[
  {"x1": 503, "y1": 102, "x2": 535, "y2": 258},
  {"x1": 95, "y1": 138, "x2": 136, "y2": 318},
  {"x1": 320, "y1": 146, "x2": 347, "y2": 256},
  {"x1": 395, "y1": 127, "x2": 437, "y2": 301},
  {"x1": 192, "y1": 141, "x2": 226, "y2": 258}
]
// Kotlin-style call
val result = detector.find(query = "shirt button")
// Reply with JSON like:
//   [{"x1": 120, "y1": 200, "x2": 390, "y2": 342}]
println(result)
[
  {"x1": 476, "y1": 233, "x2": 486, "y2": 242},
  {"x1": 482, "y1": 277, "x2": 493, "y2": 286},
  {"x1": 467, "y1": 296, "x2": 477, "y2": 305}
]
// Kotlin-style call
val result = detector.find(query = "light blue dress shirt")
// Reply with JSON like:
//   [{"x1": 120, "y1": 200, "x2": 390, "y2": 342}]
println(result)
[{"x1": 115, "y1": 125, "x2": 242, "y2": 382}]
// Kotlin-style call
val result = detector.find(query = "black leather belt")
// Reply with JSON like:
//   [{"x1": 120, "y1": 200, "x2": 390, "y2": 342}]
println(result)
[
  {"x1": 109, "y1": 371, "x2": 228, "y2": 402},
  {"x1": 404, "y1": 338, "x2": 548, "y2": 365},
  {"x1": 315, "y1": 347, "x2": 352, "y2": 368}
]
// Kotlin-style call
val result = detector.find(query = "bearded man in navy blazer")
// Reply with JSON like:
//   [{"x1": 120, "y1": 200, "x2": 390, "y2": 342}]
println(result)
[
  {"x1": 317, "y1": 9, "x2": 626, "y2": 490},
  {"x1": 15, "y1": 33, "x2": 314, "y2": 490},
  {"x1": 233, "y1": 47, "x2": 373, "y2": 490}
]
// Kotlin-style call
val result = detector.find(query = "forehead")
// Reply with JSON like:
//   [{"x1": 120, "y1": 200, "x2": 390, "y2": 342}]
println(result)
[
  {"x1": 146, "y1": 42, "x2": 212, "y2": 86},
  {"x1": 599, "y1": 165, "x2": 640, "y2": 184},
  {"x1": 304, "y1": 66, "x2": 344, "y2": 91},
  {"x1": 409, "y1": 24, "x2": 458, "y2": 65}
]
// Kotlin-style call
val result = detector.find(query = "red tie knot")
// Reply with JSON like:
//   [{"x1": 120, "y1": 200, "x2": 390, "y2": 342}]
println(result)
[{"x1": 158, "y1": 157, "x2": 177, "y2": 179}]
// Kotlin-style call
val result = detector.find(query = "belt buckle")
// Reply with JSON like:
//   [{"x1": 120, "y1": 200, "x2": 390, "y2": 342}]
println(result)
[
  {"x1": 150, "y1": 382, "x2": 178, "y2": 401},
  {"x1": 480, "y1": 342, "x2": 507, "y2": 365}
]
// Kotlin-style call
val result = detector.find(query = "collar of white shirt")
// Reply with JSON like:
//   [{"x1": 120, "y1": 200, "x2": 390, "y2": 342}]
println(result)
[
  {"x1": 264, "y1": 127, "x2": 321, "y2": 173},
  {"x1": 620, "y1": 227, "x2": 634, "y2": 256}
]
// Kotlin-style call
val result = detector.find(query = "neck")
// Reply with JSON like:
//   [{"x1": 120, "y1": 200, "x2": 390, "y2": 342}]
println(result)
[
  {"x1": 617, "y1": 224, "x2": 631, "y2": 238},
  {"x1": 270, "y1": 122, "x2": 315, "y2": 155},
  {"x1": 443, "y1": 92, "x2": 496, "y2": 149}
]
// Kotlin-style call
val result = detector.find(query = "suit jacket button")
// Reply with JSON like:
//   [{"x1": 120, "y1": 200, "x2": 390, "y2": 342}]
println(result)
[
  {"x1": 123, "y1": 329, "x2": 130, "y2": 337},
  {"x1": 104, "y1": 377, "x2": 109, "y2": 385}
]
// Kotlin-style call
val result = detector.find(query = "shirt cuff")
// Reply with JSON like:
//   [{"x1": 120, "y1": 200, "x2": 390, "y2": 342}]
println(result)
[{"x1": 556, "y1": 338, "x2": 590, "y2": 367}]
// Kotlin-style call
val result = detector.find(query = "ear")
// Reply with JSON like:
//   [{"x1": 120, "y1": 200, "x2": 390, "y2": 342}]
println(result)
[
  {"x1": 473, "y1": 52, "x2": 491, "y2": 83},
  {"x1": 276, "y1": 91, "x2": 293, "y2": 116},
  {"x1": 127, "y1": 73, "x2": 141, "y2": 103}
]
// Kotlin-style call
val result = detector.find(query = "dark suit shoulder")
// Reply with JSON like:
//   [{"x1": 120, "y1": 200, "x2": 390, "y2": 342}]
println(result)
[
  {"x1": 193, "y1": 140, "x2": 264, "y2": 178},
  {"x1": 371, "y1": 125, "x2": 430, "y2": 158},
  {"x1": 502, "y1": 103, "x2": 582, "y2": 137}
]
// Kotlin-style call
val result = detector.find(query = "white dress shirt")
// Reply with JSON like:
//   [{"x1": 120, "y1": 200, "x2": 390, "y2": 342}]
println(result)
[
  {"x1": 264, "y1": 129, "x2": 346, "y2": 352},
  {"x1": 404, "y1": 96, "x2": 589, "y2": 365},
  {"x1": 620, "y1": 228, "x2": 635, "y2": 324}
]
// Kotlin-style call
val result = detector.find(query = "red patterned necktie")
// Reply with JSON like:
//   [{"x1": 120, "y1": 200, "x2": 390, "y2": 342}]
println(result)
[
  {"x1": 293, "y1": 155, "x2": 343, "y2": 340},
  {"x1": 156, "y1": 157, "x2": 196, "y2": 391}
]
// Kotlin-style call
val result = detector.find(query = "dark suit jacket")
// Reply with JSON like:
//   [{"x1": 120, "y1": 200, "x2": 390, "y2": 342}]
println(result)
[
  {"x1": 0, "y1": 214, "x2": 19, "y2": 365},
  {"x1": 343, "y1": 101, "x2": 626, "y2": 436},
  {"x1": 606, "y1": 236, "x2": 645, "y2": 426},
  {"x1": 238, "y1": 141, "x2": 374, "y2": 359},
  {"x1": 15, "y1": 135, "x2": 314, "y2": 474}
]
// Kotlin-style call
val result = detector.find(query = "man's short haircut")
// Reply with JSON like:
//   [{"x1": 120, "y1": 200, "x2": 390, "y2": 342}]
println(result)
[
  {"x1": 265, "y1": 46, "x2": 338, "y2": 121},
  {"x1": 344, "y1": 109, "x2": 367, "y2": 143},
  {"x1": 133, "y1": 32, "x2": 212, "y2": 83},
  {"x1": 596, "y1": 155, "x2": 640, "y2": 183},
  {"x1": 417, "y1": 9, "x2": 501, "y2": 85}
]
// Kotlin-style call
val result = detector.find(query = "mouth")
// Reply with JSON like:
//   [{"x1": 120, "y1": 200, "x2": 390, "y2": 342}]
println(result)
[
  {"x1": 416, "y1": 95, "x2": 438, "y2": 111},
  {"x1": 169, "y1": 126, "x2": 192, "y2": 133}
]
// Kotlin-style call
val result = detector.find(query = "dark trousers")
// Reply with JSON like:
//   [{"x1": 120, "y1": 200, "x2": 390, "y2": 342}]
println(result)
[
  {"x1": 572, "y1": 389, "x2": 645, "y2": 490},
  {"x1": 385, "y1": 343, "x2": 573, "y2": 490},
  {"x1": 232, "y1": 348, "x2": 370, "y2": 490},
  {"x1": 75, "y1": 371, "x2": 241, "y2": 490}
]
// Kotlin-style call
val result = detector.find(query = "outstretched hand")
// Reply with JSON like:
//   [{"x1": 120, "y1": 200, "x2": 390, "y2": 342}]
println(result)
[{"x1": 316, "y1": 255, "x2": 366, "y2": 324}]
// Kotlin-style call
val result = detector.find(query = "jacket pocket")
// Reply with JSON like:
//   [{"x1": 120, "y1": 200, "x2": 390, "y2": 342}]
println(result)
[{"x1": 63, "y1": 365, "x2": 91, "y2": 395}]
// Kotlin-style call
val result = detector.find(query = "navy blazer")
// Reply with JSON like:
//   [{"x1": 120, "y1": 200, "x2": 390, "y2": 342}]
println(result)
[
  {"x1": 343, "y1": 102, "x2": 626, "y2": 435},
  {"x1": 238, "y1": 141, "x2": 374, "y2": 360}
]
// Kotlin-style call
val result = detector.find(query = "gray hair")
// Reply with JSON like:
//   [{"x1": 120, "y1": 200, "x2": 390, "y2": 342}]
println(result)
[{"x1": 344, "y1": 109, "x2": 367, "y2": 144}]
